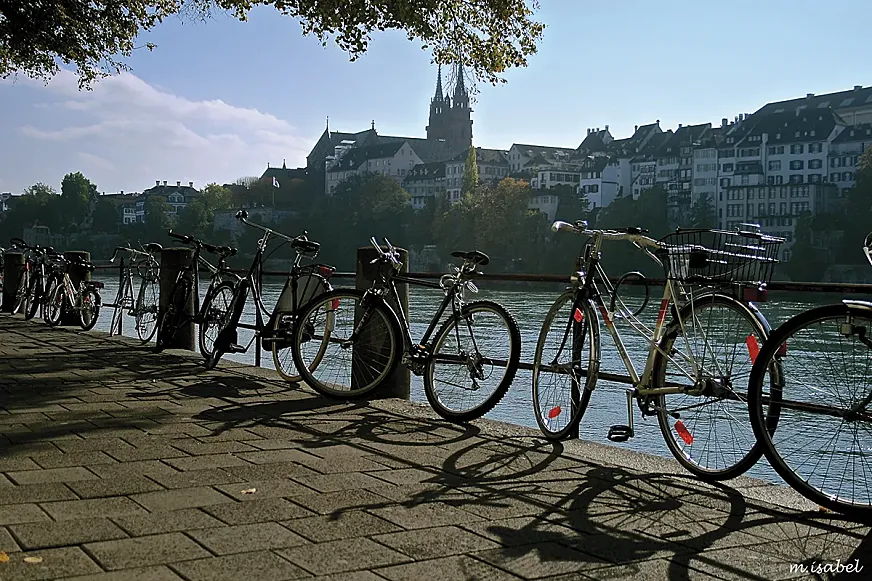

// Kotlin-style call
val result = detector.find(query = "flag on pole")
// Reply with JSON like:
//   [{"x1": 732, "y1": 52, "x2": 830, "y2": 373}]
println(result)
[{"x1": 272, "y1": 177, "x2": 280, "y2": 188}]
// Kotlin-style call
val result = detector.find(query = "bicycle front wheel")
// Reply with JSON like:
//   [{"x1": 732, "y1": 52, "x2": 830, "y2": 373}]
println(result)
[
  {"x1": 79, "y1": 289, "x2": 100, "y2": 331},
  {"x1": 155, "y1": 277, "x2": 191, "y2": 352},
  {"x1": 424, "y1": 300, "x2": 521, "y2": 422},
  {"x1": 292, "y1": 289, "x2": 402, "y2": 399},
  {"x1": 24, "y1": 273, "x2": 41, "y2": 320},
  {"x1": 135, "y1": 276, "x2": 160, "y2": 343},
  {"x1": 532, "y1": 291, "x2": 600, "y2": 441},
  {"x1": 748, "y1": 302, "x2": 872, "y2": 515},
  {"x1": 199, "y1": 282, "x2": 234, "y2": 358},
  {"x1": 652, "y1": 293, "x2": 773, "y2": 481},
  {"x1": 45, "y1": 280, "x2": 64, "y2": 326},
  {"x1": 12, "y1": 270, "x2": 28, "y2": 315}
]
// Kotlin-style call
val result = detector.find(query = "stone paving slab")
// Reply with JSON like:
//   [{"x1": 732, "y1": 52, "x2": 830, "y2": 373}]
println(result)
[{"x1": 1, "y1": 315, "x2": 870, "y2": 580}]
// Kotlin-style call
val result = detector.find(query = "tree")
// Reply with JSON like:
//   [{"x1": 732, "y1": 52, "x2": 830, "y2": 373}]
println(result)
[
  {"x1": 92, "y1": 199, "x2": 121, "y2": 233},
  {"x1": 690, "y1": 193, "x2": 717, "y2": 229},
  {"x1": 462, "y1": 147, "x2": 479, "y2": 196},
  {"x1": 143, "y1": 195, "x2": 173, "y2": 240},
  {"x1": 1, "y1": 0, "x2": 544, "y2": 90},
  {"x1": 61, "y1": 171, "x2": 96, "y2": 228}
]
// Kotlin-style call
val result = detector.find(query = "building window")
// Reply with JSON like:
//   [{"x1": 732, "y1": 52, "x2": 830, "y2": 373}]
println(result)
[
  {"x1": 808, "y1": 143, "x2": 823, "y2": 154},
  {"x1": 722, "y1": 163, "x2": 734, "y2": 172},
  {"x1": 790, "y1": 144, "x2": 804, "y2": 154},
  {"x1": 809, "y1": 174, "x2": 821, "y2": 183},
  {"x1": 768, "y1": 160, "x2": 781, "y2": 171},
  {"x1": 767, "y1": 146, "x2": 785, "y2": 155},
  {"x1": 808, "y1": 159, "x2": 822, "y2": 169},
  {"x1": 789, "y1": 160, "x2": 804, "y2": 170},
  {"x1": 789, "y1": 174, "x2": 804, "y2": 184}
]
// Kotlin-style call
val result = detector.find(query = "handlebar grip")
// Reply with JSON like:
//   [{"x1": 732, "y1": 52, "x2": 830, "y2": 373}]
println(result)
[{"x1": 167, "y1": 229, "x2": 193, "y2": 244}]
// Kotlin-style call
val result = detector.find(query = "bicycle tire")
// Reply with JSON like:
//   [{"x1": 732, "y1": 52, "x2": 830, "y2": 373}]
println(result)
[
  {"x1": 748, "y1": 302, "x2": 872, "y2": 515},
  {"x1": 12, "y1": 270, "x2": 28, "y2": 314},
  {"x1": 206, "y1": 280, "x2": 251, "y2": 370},
  {"x1": 651, "y1": 293, "x2": 773, "y2": 481},
  {"x1": 424, "y1": 300, "x2": 522, "y2": 422},
  {"x1": 79, "y1": 288, "x2": 100, "y2": 331},
  {"x1": 109, "y1": 275, "x2": 131, "y2": 337},
  {"x1": 292, "y1": 289, "x2": 402, "y2": 399},
  {"x1": 199, "y1": 282, "x2": 234, "y2": 360},
  {"x1": 24, "y1": 272, "x2": 41, "y2": 320},
  {"x1": 135, "y1": 275, "x2": 160, "y2": 343},
  {"x1": 44, "y1": 280, "x2": 64, "y2": 326},
  {"x1": 155, "y1": 277, "x2": 192, "y2": 352},
  {"x1": 532, "y1": 291, "x2": 600, "y2": 441}
]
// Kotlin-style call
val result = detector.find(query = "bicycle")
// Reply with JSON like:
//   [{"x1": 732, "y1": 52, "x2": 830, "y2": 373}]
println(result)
[
  {"x1": 532, "y1": 220, "x2": 785, "y2": 481},
  {"x1": 23, "y1": 245, "x2": 56, "y2": 321},
  {"x1": 9, "y1": 238, "x2": 36, "y2": 316},
  {"x1": 154, "y1": 231, "x2": 237, "y2": 357},
  {"x1": 107, "y1": 243, "x2": 163, "y2": 343},
  {"x1": 747, "y1": 232, "x2": 872, "y2": 515},
  {"x1": 44, "y1": 254, "x2": 104, "y2": 330},
  {"x1": 290, "y1": 237, "x2": 522, "y2": 423},
  {"x1": 207, "y1": 210, "x2": 335, "y2": 382}
]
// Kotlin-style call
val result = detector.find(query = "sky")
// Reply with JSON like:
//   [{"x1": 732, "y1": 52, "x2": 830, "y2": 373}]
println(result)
[{"x1": 1, "y1": 0, "x2": 870, "y2": 195}]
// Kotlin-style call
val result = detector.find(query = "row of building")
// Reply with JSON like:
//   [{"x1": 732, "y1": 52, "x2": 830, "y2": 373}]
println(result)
[{"x1": 296, "y1": 73, "x2": 872, "y2": 261}]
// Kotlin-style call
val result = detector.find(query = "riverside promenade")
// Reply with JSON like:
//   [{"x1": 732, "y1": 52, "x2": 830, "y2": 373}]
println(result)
[{"x1": 0, "y1": 316, "x2": 868, "y2": 581}]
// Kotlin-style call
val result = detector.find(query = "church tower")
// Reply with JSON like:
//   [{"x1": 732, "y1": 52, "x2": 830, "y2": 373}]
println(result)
[{"x1": 426, "y1": 64, "x2": 472, "y2": 152}]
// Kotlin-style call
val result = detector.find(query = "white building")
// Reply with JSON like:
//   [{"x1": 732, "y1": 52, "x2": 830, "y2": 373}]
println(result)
[
  {"x1": 325, "y1": 141, "x2": 423, "y2": 195},
  {"x1": 829, "y1": 123, "x2": 872, "y2": 193},
  {"x1": 578, "y1": 156, "x2": 622, "y2": 209},
  {"x1": 508, "y1": 144, "x2": 576, "y2": 175}
]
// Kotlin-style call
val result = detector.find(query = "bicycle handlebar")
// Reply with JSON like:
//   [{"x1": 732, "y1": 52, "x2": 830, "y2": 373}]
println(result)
[
  {"x1": 110, "y1": 245, "x2": 152, "y2": 263},
  {"x1": 551, "y1": 220, "x2": 661, "y2": 249},
  {"x1": 235, "y1": 209, "x2": 299, "y2": 245}
]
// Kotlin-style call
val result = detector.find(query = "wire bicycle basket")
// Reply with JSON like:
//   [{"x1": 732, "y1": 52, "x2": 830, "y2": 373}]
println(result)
[{"x1": 656, "y1": 228, "x2": 785, "y2": 288}]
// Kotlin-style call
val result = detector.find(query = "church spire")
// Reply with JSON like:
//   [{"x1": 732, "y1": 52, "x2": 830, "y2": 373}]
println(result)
[
  {"x1": 453, "y1": 63, "x2": 467, "y2": 100},
  {"x1": 434, "y1": 65, "x2": 444, "y2": 102}
]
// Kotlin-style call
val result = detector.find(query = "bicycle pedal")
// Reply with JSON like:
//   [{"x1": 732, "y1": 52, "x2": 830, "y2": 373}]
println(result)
[
  {"x1": 607, "y1": 424, "x2": 634, "y2": 442},
  {"x1": 226, "y1": 343, "x2": 245, "y2": 354}
]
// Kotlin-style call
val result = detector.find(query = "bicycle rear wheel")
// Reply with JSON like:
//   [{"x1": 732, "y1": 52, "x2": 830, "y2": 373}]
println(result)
[
  {"x1": 79, "y1": 289, "x2": 100, "y2": 330},
  {"x1": 532, "y1": 291, "x2": 600, "y2": 441},
  {"x1": 424, "y1": 300, "x2": 521, "y2": 422},
  {"x1": 12, "y1": 270, "x2": 28, "y2": 315},
  {"x1": 748, "y1": 302, "x2": 872, "y2": 515},
  {"x1": 24, "y1": 273, "x2": 41, "y2": 320},
  {"x1": 45, "y1": 280, "x2": 64, "y2": 326},
  {"x1": 135, "y1": 273, "x2": 159, "y2": 343},
  {"x1": 292, "y1": 289, "x2": 401, "y2": 399},
  {"x1": 652, "y1": 293, "x2": 774, "y2": 481}
]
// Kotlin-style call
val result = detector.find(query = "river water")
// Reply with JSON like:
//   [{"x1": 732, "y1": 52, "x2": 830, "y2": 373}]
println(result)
[{"x1": 90, "y1": 273, "x2": 868, "y2": 485}]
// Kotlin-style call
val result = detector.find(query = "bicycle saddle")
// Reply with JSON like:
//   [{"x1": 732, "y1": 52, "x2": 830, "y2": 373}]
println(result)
[
  {"x1": 450, "y1": 250, "x2": 490, "y2": 266},
  {"x1": 145, "y1": 243, "x2": 163, "y2": 254},
  {"x1": 203, "y1": 243, "x2": 236, "y2": 257},
  {"x1": 292, "y1": 238, "x2": 320, "y2": 255}
]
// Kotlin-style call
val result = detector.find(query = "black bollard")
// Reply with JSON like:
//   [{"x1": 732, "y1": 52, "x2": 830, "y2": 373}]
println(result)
[
  {"x1": 2, "y1": 251, "x2": 25, "y2": 313},
  {"x1": 61, "y1": 251, "x2": 91, "y2": 326},
  {"x1": 158, "y1": 247, "x2": 195, "y2": 350},
  {"x1": 354, "y1": 245, "x2": 411, "y2": 400}
]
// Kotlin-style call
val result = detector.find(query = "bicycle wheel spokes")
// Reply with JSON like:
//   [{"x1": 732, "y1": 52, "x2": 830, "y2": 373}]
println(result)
[
  {"x1": 532, "y1": 292, "x2": 599, "y2": 441},
  {"x1": 754, "y1": 306, "x2": 872, "y2": 512},
  {"x1": 295, "y1": 292, "x2": 398, "y2": 398},
  {"x1": 425, "y1": 300, "x2": 520, "y2": 421},
  {"x1": 200, "y1": 284, "x2": 234, "y2": 357},
  {"x1": 135, "y1": 277, "x2": 160, "y2": 343},
  {"x1": 656, "y1": 295, "x2": 764, "y2": 480}
]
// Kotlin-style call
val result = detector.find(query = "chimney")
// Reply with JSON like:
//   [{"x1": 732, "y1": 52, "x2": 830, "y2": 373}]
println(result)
[
  {"x1": 855, "y1": 85, "x2": 862, "y2": 91},
  {"x1": 678, "y1": 123, "x2": 683, "y2": 129},
  {"x1": 806, "y1": 93, "x2": 814, "y2": 99},
  {"x1": 162, "y1": 181, "x2": 167, "y2": 186},
  {"x1": 722, "y1": 118, "x2": 728, "y2": 127},
  {"x1": 189, "y1": 182, "x2": 193, "y2": 187},
  {"x1": 635, "y1": 125, "x2": 639, "y2": 132},
  {"x1": 605, "y1": 124, "x2": 609, "y2": 131},
  {"x1": 156, "y1": 180, "x2": 160, "y2": 186},
  {"x1": 176, "y1": 181, "x2": 181, "y2": 187},
  {"x1": 587, "y1": 128, "x2": 591, "y2": 135},
  {"x1": 120, "y1": 190, "x2": 124, "y2": 195}
]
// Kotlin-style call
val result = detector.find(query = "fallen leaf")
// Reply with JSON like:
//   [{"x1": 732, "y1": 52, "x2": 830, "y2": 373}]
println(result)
[
  {"x1": 0, "y1": 552, "x2": 9, "y2": 563},
  {"x1": 240, "y1": 488, "x2": 257, "y2": 494},
  {"x1": 23, "y1": 556, "x2": 43, "y2": 564}
]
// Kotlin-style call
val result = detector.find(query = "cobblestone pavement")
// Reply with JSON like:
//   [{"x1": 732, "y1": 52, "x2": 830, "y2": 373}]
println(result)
[{"x1": 0, "y1": 315, "x2": 868, "y2": 580}]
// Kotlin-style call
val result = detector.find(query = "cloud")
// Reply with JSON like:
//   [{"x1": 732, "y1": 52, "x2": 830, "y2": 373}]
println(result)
[{"x1": 0, "y1": 70, "x2": 313, "y2": 194}]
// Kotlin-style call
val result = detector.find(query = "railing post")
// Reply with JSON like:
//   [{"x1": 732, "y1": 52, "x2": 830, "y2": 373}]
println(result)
[
  {"x1": 61, "y1": 251, "x2": 91, "y2": 326},
  {"x1": 2, "y1": 251, "x2": 24, "y2": 313},
  {"x1": 355, "y1": 246, "x2": 411, "y2": 400},
  {"x1": 159, "y1": 248, "x2": 195, "y2": 350}
]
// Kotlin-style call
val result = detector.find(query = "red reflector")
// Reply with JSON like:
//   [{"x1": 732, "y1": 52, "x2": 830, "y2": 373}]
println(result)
[
  {"x1": 547, "y1": 406, "x2": 561, "y2": 419},
  {"x1": 776, "y1": 342, "x2": 788, "y2": 357},
  {"x1": 331, "y1": 299, "x2": 340, "y2": 310},
  {"x1": 573, "y1": 308, "x2": 583, "y2": 323},
  {"x1": 319, "y1": 265, "x2": 334, "y2": 278},
  {"x1": 674, "y1": 420, "x2": 693, "y2": 445},
  {"x1": 746, "y1": 335, "x2": 760, "y2": 364}
]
